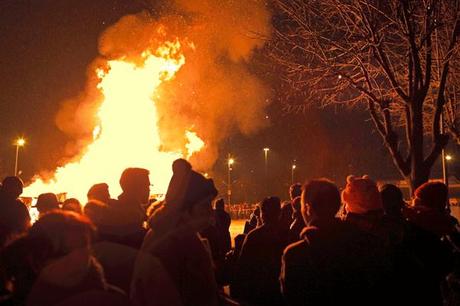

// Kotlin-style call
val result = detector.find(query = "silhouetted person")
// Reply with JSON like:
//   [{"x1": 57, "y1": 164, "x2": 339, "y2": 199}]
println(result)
[
  {"x1": 288, "y1": 196, "x2": 305, "y2": 243},
  {"x1": 214, "y1": 198, "x2": 231, "y2": 255},
  {"x1": 36, "y1": 193, "x2": 60, "y2": 218},
  {"x1": 343, "y1": 175, "x2": 428, "y2": 304},
  {"x1": 289, "y1": 183, "x2": 302, "y2": 201},
  {"x1": 279, "y1": 184, "x2": 302, "y2": 243},
  {"x1": 0, "y1": 176, "x2": 30, "y2": 247},
  {"x1": 279, "y1": 201, "x2": 293, "y2": 243},
  {"x1": 107, "y1": 168, "x2": 150, "y2": 248},
  {"x1": 136, "y1": 159, "x2": 219, "y2": 306},
  {"x1": 223, "y1": 234, "x2": 246, "y2": 286},
  {"x1": 232, "y1": 196, "x2": 284, "y2": 305},
  {"x1": 62, "y1": 198, "x2": 82, "y2": 214},
  {"x1": 380, "y1": 184, "x2": 406, "y2": 219},
  {"x1": 87, "y1": 183, "x2": 111, "y2": 205},
  {"x1": 281, "y1": 179, "x2": 393, "y2": 306},
  {"x1": 404, "y1": 181, "x2": 456, "y2": 306},
  {"x1": 2, "y1": 211, "x2": 128, "y2": 306},
  {"x1": 342, "y1": 175, "x2": 404, "y2": 246},
  {"x1": 244, "y1": 205, "x2": 260, "y2": 234}
]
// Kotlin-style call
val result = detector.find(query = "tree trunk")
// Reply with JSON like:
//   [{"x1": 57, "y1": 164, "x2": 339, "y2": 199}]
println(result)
[{"x1": 409, "y1": 103, "x2": 428, "y2": 194}]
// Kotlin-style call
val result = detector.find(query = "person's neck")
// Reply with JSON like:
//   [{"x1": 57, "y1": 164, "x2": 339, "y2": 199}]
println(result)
[
  {"x1": 119, "y1": 192, "x2": 141, "y2": 205},
  {"x1": 308, "y1": 217, "x2": 337, "y2": 228}
]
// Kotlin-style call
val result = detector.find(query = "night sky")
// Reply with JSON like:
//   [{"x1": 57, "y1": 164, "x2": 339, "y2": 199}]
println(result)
[{"x1": 2, "y1": 0, "x2": 443, "y2": 202}]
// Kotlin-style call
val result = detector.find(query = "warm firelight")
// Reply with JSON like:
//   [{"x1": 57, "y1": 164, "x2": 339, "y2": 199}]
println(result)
[{"x1": 24, "y1": 40, "x2": 204, "y2": 201}]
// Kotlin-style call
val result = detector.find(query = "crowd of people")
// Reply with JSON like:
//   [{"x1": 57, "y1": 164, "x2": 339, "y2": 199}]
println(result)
[{"x1": 0, "y1": 159, "x2": 460, "y2": 305}]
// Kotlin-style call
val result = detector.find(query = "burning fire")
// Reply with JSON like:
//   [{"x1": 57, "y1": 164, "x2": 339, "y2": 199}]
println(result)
[{"x1": 24, "y1": 40, "x2": 204, "y2": 202}]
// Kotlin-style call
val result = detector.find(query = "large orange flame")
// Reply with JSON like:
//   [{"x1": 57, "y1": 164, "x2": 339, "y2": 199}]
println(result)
[{"x1": 24, "y1": 40, "x2": 203, "y2": 202}]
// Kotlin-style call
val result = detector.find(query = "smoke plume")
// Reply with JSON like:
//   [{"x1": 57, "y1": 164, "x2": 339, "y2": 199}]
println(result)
[{"x1": 56, "y1": 0, "x2": 272, "y2": 170}]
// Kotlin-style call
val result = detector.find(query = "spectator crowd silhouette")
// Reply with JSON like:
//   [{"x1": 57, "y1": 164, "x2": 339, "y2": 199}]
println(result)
[{"x1": 1, "y1": 159, "x2": 460, "y2": 305}]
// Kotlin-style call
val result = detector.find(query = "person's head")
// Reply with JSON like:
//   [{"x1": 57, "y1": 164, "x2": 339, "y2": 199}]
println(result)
[
  {"x1": 87, "y1": 183, "x2": 110, "y2": 204},
  {"x1": 83, "y1": 200, "x2": 109, "y2": 228},
  {"x1": 341, "y1": 175, "x2": 382, "y2": 215},
  {"x1": 260, "y1": 196, "x2": 281, "y2": 225},
  {"x1": 302, "y1": 179, "x2": 340, "y2": 223},
  {"x1": 413, "y1": 181, "x2": 448, "y2": 212},
  {"x1": 119, "y1": 168, "x2": 150, "y2": 204},
  {"x1": 289, "y1": 183, "x2": 302, "y2": 200},
  {"x1": 29, "y1": 210, "x2": 96, "y2": 259},
  {"x1": 36, "y1": 193, "x2": 60, "y2": 216},
  {"x1": 1, "y1": 176, "x2": 23, "y2": 199},
  {"x1": 62, "y1": 198, "x2": 82, "y2": 214},
  {"x1": 379, "y1": 184, "x2": 405, "y2": 216},
  {"x1": 214, "y1": 198, "x2": 225, "y2": 211},
  {"x1": 165, "y1": 159, "x2": 218, "y2": 230}
]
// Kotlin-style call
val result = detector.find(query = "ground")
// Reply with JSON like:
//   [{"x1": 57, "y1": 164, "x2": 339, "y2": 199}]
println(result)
[{"x1": 229, "y1": 219, "x2": 246, "y2": 246}]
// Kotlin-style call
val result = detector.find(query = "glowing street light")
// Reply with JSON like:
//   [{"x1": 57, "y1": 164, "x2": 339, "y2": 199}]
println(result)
[
  {"x1": 446, "y1": 155, "x2": 453, "y2": 161},
  {"x1": 263, "y1": 148, "x2": 270, "y2": 193},
  {"x1": 14, "y1": 138, "x2": 26, "y2": 176},
  {"x1": 291, "y1": 164, "x2": 297, "y2": 185},
  {"x1": 227, "y1": 155, "x2": 235, "y2": 205}
]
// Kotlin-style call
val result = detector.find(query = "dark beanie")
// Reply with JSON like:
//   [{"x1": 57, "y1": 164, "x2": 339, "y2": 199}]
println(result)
[
  {"x1": 413, "y1": 181, "x2": 448, "y2": 212},
  {"x1": 165, "y1": 159, "x2": 218, "y2": 211}
]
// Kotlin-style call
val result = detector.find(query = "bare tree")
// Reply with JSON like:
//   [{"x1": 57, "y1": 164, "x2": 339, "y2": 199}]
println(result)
[{"x1": 269, "y1": 0, "x2": 460, "y2": 192}]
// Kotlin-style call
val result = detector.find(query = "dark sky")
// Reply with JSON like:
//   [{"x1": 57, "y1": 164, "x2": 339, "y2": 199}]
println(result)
[{"x1": 2, "y1": 0, "x2": 439, "y2": 202}]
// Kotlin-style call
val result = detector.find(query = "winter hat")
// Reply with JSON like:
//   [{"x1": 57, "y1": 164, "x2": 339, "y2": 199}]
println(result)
[
  {"x1": 165, "y1": 159, "x2": 218, "y2": 211},
  {"x1": 413, "y1": 181, "x2": 447, "y2": 212},
  {"x1": 36, "y1": 193, "x2": 60, "y2": 214},
  {"x1": 342, "y1": 175, "x2": 382, "y2": 214}
]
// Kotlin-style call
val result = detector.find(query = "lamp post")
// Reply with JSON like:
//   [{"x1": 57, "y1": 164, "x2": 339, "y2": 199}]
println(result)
[
  {"x1": 227, "y1": 156, "x2": 234, "y2": 205},
  {"x1": 263, "y1": 147, "x2": 270, "y2": 193},
  {"x1": 291, "y1": 164, "x2": 297, "y2": 185},
  {"x1": 14, "y1": 138, "x2": 26, "y2": 176}
]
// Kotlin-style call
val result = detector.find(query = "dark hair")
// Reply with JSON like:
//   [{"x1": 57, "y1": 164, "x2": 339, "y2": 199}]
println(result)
[
  {"x1": 87, "y1": 183, "x2": 110, "y2": 202},
  {"x1": 289, "y1": 183, "x2": 302, "y2": 200},
  {"x1": 29, "y1": 210, "x2": 96, "y2": 258},
  {"x1": 62, "y1": 198, "x2": 82, "y2": 214},
  {"x1": 119, "y1": 168, "x2": 149, "y2": 192},
  {"x1": 260, "y1": 196, "x2": 281, "y2": 224},
  {"x1": 380, "y1": 184, "x2": 405, "y2": 216},
  {"x1": 1, "y1": 176, "x2": 23, "y2": 198},
  {"x1": 302, "y1": 179, "x2": 341, "y2": 219},
  {"x1": 214, "y1": 198, "x2": 225, "y2": 210}
]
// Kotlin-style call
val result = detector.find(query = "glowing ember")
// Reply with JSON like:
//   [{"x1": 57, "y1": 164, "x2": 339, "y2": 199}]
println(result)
[{"x1": 24, "y1": 40, "x2": 203, "y2": 202}]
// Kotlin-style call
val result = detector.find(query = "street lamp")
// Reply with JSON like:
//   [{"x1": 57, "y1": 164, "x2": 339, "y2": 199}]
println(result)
[
  {"x1": 14, "y1": 138, "x2": 26, "y2": 176},
  {"x1": 291, "y1": 164, "x2": 297, "y2": 185},
  {"x1": 263, "y1": 148, "x2": 270, "y2": 193},
  {"x1": 227, "y1": 156, "x2": 234, "y2": 205},
  {"x1": 446, "y1": 155, "x2": 453, "y2": 161}
]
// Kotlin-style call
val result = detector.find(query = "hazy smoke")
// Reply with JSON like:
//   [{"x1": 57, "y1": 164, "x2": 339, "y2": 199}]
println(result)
[{"x1": 56, "y1": 0, "x2": 272, "y2": 170}]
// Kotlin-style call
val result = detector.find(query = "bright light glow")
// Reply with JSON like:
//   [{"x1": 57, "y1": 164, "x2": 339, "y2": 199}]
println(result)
[
  {"x1": 263, "y1": 147, "x2": 270, "y2": 152},
  {"x1": 446, "y1": 155, "x2": 453, "y2": 161},
  {"x1": 16, "y1": 138, "x2": 26, "y2": 147},
  {"x1": 24, "y1": 40, "x2": 203, "y2": 201},
  {"x1": 292, "y1": 164, "x2": 296, "y2": 170},
  {"x1": 228, "y1": 158, "x2": 235, "y2": 166},
  {"x1": 185, "y1": 131, "x2": 205, "y2": 159}
]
